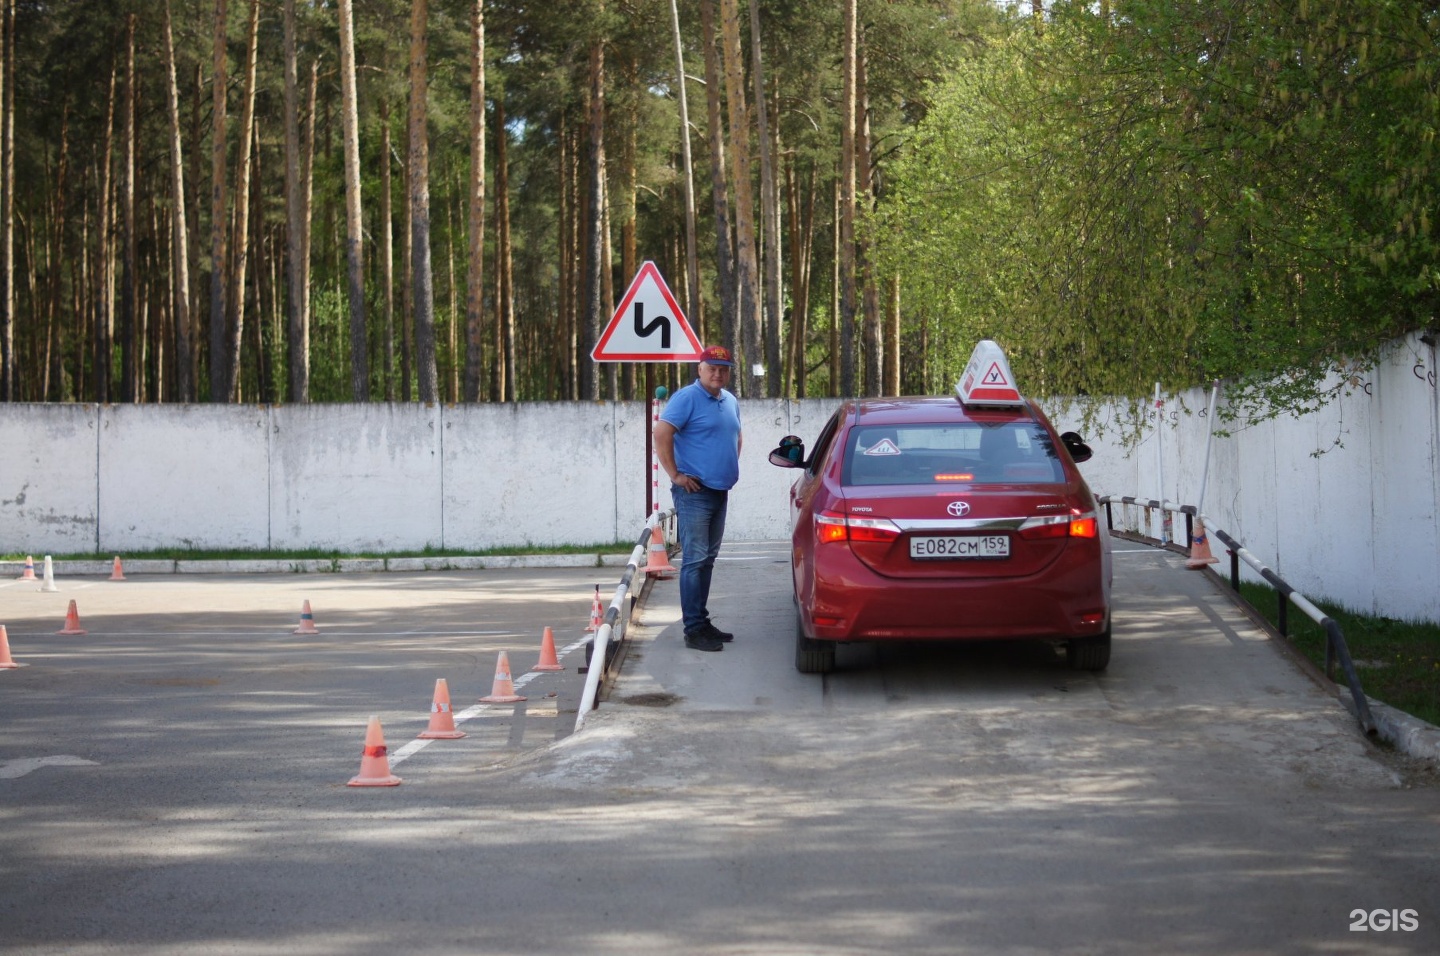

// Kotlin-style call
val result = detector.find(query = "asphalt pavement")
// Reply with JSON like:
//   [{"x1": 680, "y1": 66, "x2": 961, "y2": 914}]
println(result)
[{"x1": 1, "y1": 543, "x2": 1436, "y2": 955}]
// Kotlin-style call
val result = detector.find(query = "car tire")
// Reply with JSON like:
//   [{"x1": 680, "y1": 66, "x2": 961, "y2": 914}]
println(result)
[
  {"x1": 795, "y1": 608, "x2": 836, "y2": 675},
  {"x1": 1066, "y1": 628, "x2": 1111, "y2": 672}
]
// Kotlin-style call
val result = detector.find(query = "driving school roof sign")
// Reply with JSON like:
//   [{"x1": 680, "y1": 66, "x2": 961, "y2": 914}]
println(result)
[
  {"x1": 955, "y1": 339, "x2": 1024, "y2": 407},
  {"x1": 591, "y1": 261, "x2": 704, "y2": 362}
]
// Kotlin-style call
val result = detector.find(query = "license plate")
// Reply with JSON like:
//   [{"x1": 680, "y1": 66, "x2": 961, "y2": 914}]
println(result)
[{"x1": 909, "y1": 534, "x2": 1010, "y2": 560}]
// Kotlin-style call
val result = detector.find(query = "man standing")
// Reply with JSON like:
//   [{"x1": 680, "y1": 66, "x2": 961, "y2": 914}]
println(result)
[{"x1": 655, "y1": 345, "x2": 743, "y2": 652}]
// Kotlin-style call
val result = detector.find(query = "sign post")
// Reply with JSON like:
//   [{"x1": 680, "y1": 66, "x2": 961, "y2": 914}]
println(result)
[{"x1": 592, "y1": 262, "x2": 703, "y2": 516}]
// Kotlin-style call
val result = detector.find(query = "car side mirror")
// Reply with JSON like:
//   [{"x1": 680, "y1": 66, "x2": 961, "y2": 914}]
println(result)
[
  {"x1": 769, "y1": 435, "x2": 806, "y2": 469},
  {"x1": 1060, "y1": 431, "x2": 1093, "y2": 464}
]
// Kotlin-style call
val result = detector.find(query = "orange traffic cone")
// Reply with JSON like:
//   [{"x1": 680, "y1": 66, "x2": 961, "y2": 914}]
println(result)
[
  {"x1": 417, "y1": 678, "x2": 467, "y2": 739},
  {"x1": 293, "y1": 600, "x2": 320, "y2": 634},
  {"x1": 1186, "y1": 519, "x2": 1220, "y2": 570},
  {"x1": 585, "y1": 585, "x2": 604, "y2": 633},
  {"x1": 479, "y1": 651, "x2": 526, "y2": 703},
  {"x1": 17, "y1": 556, "x2": 36, "y2": 581},
  {"x1": 532, "y1": 626, "x2": 563, "y2": 672},
  {"x1": 0, "y1": 625, "x2": 24, "y2": 669},
  {"x1": 347, "y1": 716, "x2": 403, "y2": 786},
  {"x1": 644, "y1": 524, "x2": 678, "y2": 577},
  {"x1": 109, "y1": 556, "x2": 126, "y2": 581},
  {"x1": 57, "y1": 600, "x2": 87, "y2": 635}
]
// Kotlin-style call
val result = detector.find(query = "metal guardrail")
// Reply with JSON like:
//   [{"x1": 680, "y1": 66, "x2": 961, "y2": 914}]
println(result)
[
  {"x1": 1100, "y1": 495, "x2": 1376, "y2": 736},
  {"x1": 573, "y1": 508, "x2": 675, "y2": 732}
]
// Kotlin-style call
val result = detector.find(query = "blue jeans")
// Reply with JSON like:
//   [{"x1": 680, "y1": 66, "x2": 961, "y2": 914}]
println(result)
[{"x1": 672, "y1": 485, "x2": 728, "y2": 634}]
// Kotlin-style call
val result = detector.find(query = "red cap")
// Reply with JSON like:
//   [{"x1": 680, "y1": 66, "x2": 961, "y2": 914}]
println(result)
[{"x1": 698, "y1": 345, "x2": 735, "y2": 366}]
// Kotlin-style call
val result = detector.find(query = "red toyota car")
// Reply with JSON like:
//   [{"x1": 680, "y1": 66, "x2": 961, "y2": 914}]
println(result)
[{"x1": 769, "y1": 341, "x2": 1112, "y2": 674}]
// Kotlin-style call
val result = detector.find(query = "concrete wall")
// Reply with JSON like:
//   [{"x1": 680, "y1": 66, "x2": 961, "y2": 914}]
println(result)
[
  {"x1": 3, "y1": 332, "x2": 1437, "y2": 620},
  {"x1": 1048, "y1": 332, "x2": 1439, "y2": 623}
]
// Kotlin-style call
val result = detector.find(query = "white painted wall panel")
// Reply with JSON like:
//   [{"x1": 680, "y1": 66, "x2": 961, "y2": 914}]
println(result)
[
  {"x1": 99, "y1": 404, "x2": 269, "y2": 551},
  {"x1": 442, "y1": 402, "x2": 624, "y2": 549},
  {"x1": 0, "y1": 403, "x2": 98, "y2": 553},
  {"x1": 1368, "y1": 338, "x2": 1440, "y2": 620},
  {"x1": 269, "y1": 404, "x2": 441, "y2": 551}
]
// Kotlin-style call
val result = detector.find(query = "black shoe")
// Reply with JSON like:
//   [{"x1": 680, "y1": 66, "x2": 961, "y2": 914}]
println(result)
[
  {"x1": 684, "y1": 630, "x2": 724, "y2": 652},
  {"x1": 702, "y1": 621, "x2": 734, "y2": 643}
]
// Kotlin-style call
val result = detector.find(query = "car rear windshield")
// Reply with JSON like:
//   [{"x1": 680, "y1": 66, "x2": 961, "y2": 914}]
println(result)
[{"x1": 842, "y1": 421, "x2": 1064, "y2": 486}]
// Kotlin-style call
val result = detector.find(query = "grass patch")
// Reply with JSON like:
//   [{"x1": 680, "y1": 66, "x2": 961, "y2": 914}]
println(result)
[
  {"x1": 2, "y1": 542, "x2": 635, "y2": 562},
  {"x1": 1238, "y1": 582, "x2": 1440, "y2": 726}
]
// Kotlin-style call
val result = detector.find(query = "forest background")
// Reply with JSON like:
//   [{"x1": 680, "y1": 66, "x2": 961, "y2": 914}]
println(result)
[{"x1": 0, "y1": 0, "x2": 1434, "y2": 420}]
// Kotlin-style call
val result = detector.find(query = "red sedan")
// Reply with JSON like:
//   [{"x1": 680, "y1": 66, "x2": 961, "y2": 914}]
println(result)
[{"x1": 769, "y1": 342, "x2": 1112, "y2": 674}]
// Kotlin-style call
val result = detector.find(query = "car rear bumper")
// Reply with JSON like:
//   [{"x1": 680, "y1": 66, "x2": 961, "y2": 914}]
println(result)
[{"x1": 800, "y1": 547, "x2": 1110, "y2": 643}]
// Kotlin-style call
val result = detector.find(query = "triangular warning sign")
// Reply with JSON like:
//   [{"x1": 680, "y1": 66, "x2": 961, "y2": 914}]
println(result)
[
  {"x1": 981, "y1": 362, "x2": 1009, "y2": 386},
  {"x1": 592, "y1": 261, "x2": 704, "y2": 362},
  {"x1": 863, "y1": 438, "x2": 902, "y2": 456}
]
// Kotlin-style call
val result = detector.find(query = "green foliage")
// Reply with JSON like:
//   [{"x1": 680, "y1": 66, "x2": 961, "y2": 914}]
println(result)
[{"x1": 874, "y1": 0, "x2": 1440, "y2": 421}]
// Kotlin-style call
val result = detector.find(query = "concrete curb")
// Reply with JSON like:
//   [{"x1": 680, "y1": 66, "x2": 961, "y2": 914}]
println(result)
[
  {"x1": 1342, "y1": 693, "x2": 1440, "y2": 766},
  {"x1": 1, "y1": 554, "x2": 631, "y2": 577}
]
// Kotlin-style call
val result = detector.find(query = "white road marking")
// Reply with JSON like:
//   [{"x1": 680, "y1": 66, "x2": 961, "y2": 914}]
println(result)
[
  {"x1": 0, "y1": 756, "x2": 100, "y2": 780},
  {"x1": 387, "y1": 636, "x2": 590, "y2": 767}
]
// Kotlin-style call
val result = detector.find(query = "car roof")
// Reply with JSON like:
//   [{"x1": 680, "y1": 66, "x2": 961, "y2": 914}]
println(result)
[{"x1": 841, "y1": 396, "x2": 1041, "y2": 427}]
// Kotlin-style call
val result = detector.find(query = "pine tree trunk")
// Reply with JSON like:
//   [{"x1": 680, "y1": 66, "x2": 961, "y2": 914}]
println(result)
[
  {"x1": 188, "y1": 62, "x2": 203, "y2": 392},
  {"x1": 162, "y1": 0, "x2": 193, "y2": 402},
  {"x1": 786, "y1": 159, "x2": 816, "y2": 398},
  {"x1": 338, "y1": 0, "x2": 368, "y2": 401},
  {"x1": 463, "y1": 0, "x2": 485, "y2": 403},
  {"x1": 699, "y1": 0, "x2": 736, "y2": 354},
  {"x1": 0, "y1": 0, "x2": 9, "y2": 401},
  {"x1": 380, "y1": 92, "x2": 396, "y2": 401},
  {"x1": 831, "y1": 175, "x2": 840, "y2": 397},
  {"x1": 208, "y1": 0, "x2": 229, "y2": 401},
  {"x1": 93, "y1": 64, "x2": 116, "y2": 403},
  {"x1": 718, "y1": 0, "x2": 761, "y2": 394},
  {"x1": 885, "y1": 273, "x2": 900, "y2": 395},
  {"x1": 46, "y1": 108, "x2": 70, "y2": 400},
  {"x1": 496, "y1": 95, "x2": 515, "y2": 402},
  {"x1": 669, "y1": 0, "x2": 701, "y2": 334},
  {"x1": 580, "y1": 17, "x2": 606, "y2": 400},
  {"x1": 557, "y1": 114, "x2": 572, "y2": 400},
  {"x1": 408, "y1": 0, "x2": 438, "y2": 403},
  {"x1": 748, "y1": 0, "x2": 782, "y2": 397},
  {"x1": 601, "y1": 174, "x2": 615, "y2": 398},
  {"x1": 857, "y1": 28, "x2": 880, "y2": 397},
  {"x1": 222, "y1": 0, "x2": 261, "y2": 402},
  {"x1": 0, "y1": 0, "x2": 12, "y2": 401},
  {"x1": 299, "y1": 61, "x2": 317, "y2": 400},
  {"x1": 282, "y1": 0, "x2": 307, "y2": 402},
  {"x1": 73, "y1": 191, "x2": 89, "y2": 400},
  {"x1": 400, "y1": 140, "x2": 413, "y2": 400},
  {"x1": 445, "y1": 192, "x2": 457, "y2": 402},
  {"x1": 838, "y1": 0, "x2": 857, "y2": 397},
  {"x1": 119, "y1": 13, "x2": 138, "y2": 402},
  {"x1": 248, "y1": 128, "x2": 267, "y2": 401}
]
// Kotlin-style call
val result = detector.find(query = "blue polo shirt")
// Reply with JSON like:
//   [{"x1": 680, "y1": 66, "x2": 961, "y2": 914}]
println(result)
[{"x1": 661, "y1": 380, "x2": 742, "y2": 491}]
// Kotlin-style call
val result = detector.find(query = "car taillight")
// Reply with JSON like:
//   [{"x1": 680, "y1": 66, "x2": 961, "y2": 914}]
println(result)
[
  {"x1": 815, "y1": 512, "x2": 848, "y2": 544},
  {"x1": 815, "y1": 511, "x2": 902, "y2": 544},
  {"x1": 1018, "y1": 510, "x2": 1099, "y2": 540}
]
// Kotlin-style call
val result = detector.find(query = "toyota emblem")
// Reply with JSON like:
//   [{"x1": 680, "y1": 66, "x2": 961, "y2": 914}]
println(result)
[{"x1": 947, "y1": 500, "x2": 971, "y2": 517}]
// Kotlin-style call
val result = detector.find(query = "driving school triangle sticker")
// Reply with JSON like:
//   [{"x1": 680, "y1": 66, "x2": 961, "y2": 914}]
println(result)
[{"x1": 592, "y1": 261, "x2": 704, "y2": 362}]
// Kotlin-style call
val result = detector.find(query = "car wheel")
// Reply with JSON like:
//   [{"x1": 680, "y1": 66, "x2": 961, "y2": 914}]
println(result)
[
  {"x1": 795, "y1": 607, "x2": 836, "y2": 675},
  {"x1": 1066, "y1": 628, "x2": 1111, "y2": 672}
]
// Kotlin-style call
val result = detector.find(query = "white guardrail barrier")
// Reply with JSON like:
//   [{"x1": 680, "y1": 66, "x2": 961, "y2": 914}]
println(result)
[{"x1": 574, "y1": 508, "x2": 675, "y2": 732}]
